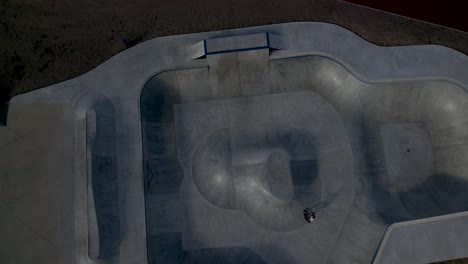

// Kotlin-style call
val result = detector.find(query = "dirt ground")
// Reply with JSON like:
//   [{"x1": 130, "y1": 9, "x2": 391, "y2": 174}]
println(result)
[{"x1": 0, "y1": 0, "x2": 467, "y2": 98}]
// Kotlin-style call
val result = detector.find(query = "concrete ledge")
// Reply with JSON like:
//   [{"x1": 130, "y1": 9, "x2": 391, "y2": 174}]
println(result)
[
  {"x1": 373, "y1": 211, "x2": 468, "y2": 264},
  {"x1": 187, "y1": 32, "x2": 288, "y2": 59},
  {"x1": 206, "y1": 33, "x2": 268, "y2": 54}
]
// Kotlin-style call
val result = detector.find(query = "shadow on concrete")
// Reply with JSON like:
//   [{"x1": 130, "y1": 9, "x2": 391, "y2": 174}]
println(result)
[
  {"x1": 141, "y1": 74, "x2": 189, "y2": 263},
  {"x1": 147, "y1": 232, "x2": 268, "y2": 264},
  {"x1": 140, "y1": 74, "x2": 181, "y2": 123},
  {"x1": 254, "y1": 243, "x2": 303, "y2": 264},
  {"x1": 360, "y1": 120, "x2": 468, "y2": 224},
  {"x1": 399, "y1": 173, "x2": 468, "y2": 219},
  {"x1": 87, "y1": 99, "x2": 120, "y2": 259},
  {"x1": 0, "y1": 80, "x2": 11, "y2": 126}
]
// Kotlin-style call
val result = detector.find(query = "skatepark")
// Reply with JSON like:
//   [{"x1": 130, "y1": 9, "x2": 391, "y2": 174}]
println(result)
[{"x1": 1, "y1": 22, "x2": 468, "y2": 263}]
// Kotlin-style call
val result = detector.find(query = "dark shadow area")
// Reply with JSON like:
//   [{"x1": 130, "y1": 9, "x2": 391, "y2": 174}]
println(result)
[
  {"x1": 254, "y1": 244, "x2": 302, "y2": 264},
  {"x1": 122, "y1": 36, "x2": 142, "y2": 49},
  {"x1": 141, "y1": 73, "x2": 188, "y2": 263},
  {"x1": 360, "y1": 120, "x2": 468, "y2": 224},
  {"x1": 372, "y1": 173, "x2": 468, "y2": 224},
  {"x1": 147, "y1": 233, "x2": 184, "y2": 264},
  {"x1": 343, "y1": 0, "x2": 468, "y2": 32},
  {"x1": 290, "y1": 159, "x2": 321, "y2": 207},
  {"x1": 0, "y1": 80, "x2": 11, "y2": 126},
  {"x1": 290, "y1": 160, "x2": 318, "y2": 186},
  {"x1": 359, "y1": 119, "x2": 415, "y2": 224},
  {"x1": 140, "y1": 74, "x2": 184, "y2": 195},
  {"x1": 89, "y1": 101, "x2": 120, "y2": 259},
  {"x1": 0, "y1": 101, "x2": 8, "y2": 126},
  {"x1": 147, "y1": 233, "x2": 268, "y2": 264},
  {"x1": 399, "y1": 173, "x2": 468, "y2": 219},
  {"x1": 141, "y1": 75, "x2": 181, "y2": 123},
  {"x1": 146, "y1": 158, "x2": 183, "y2": 195},
  {"x1": 185, "y1": 246, "x2": 268, "y2": 264}
]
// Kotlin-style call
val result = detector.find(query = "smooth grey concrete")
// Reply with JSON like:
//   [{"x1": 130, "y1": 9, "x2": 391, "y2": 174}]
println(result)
[
  {"x1": 174, "y1": 92, "x2": 353, "y2": 234},
  {"x1": 0, "y1": 22, "x2": 467, "y2": 264}
]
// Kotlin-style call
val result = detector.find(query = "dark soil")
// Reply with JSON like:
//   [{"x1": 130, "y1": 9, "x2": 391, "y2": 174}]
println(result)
[{"x1": 0, "y1": 0, "x2": 467, "y2": 98}]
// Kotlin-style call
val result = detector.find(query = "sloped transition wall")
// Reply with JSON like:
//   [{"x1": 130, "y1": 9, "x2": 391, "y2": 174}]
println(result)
[{"x1": 139, "y1": 54, "x2": 468, "y2": 263}]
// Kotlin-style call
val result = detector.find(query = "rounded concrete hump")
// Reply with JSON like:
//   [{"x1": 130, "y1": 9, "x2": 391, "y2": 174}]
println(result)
[
  {"x1": 74, "y1": 91, "x2": 120, "y2": 261},
  {"x1": 192, "y1": 123, "x2": 326, "y2": 231},
  {"x1": 192, "y1": 128, "x2": 236, "y2": 209}
]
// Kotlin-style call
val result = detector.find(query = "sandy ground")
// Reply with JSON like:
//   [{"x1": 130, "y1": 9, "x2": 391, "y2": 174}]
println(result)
[{"x1": 0, "y1": 0, "x2": 467, "y2": 98}]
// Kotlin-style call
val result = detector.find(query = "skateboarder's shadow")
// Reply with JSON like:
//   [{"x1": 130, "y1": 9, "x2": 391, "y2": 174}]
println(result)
[{"x1": 307, "y1": 192, "x2": 339, "y2": 216}]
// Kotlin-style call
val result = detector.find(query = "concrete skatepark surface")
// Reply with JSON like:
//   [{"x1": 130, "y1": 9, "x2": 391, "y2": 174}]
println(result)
[
  {"x1": 140, "y1": 50, "x2": 468, "y2": 263},
  {"x1": 1, "y1": 22, "x2": 468, "y2": 264}
]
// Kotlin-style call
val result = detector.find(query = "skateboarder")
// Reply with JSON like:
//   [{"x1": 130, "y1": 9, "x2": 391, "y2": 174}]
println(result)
[{"x1": 303, "y1": 208, "x2": 316, "y2": 223}]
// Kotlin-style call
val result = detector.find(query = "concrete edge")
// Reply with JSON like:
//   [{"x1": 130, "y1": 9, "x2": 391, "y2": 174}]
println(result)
[
  {"x1": 270, "y1": 50, "x2": 468, "y2": 91},
  {"x1": 372, "y1": 211, "x2": 468, "y2": 263}
]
